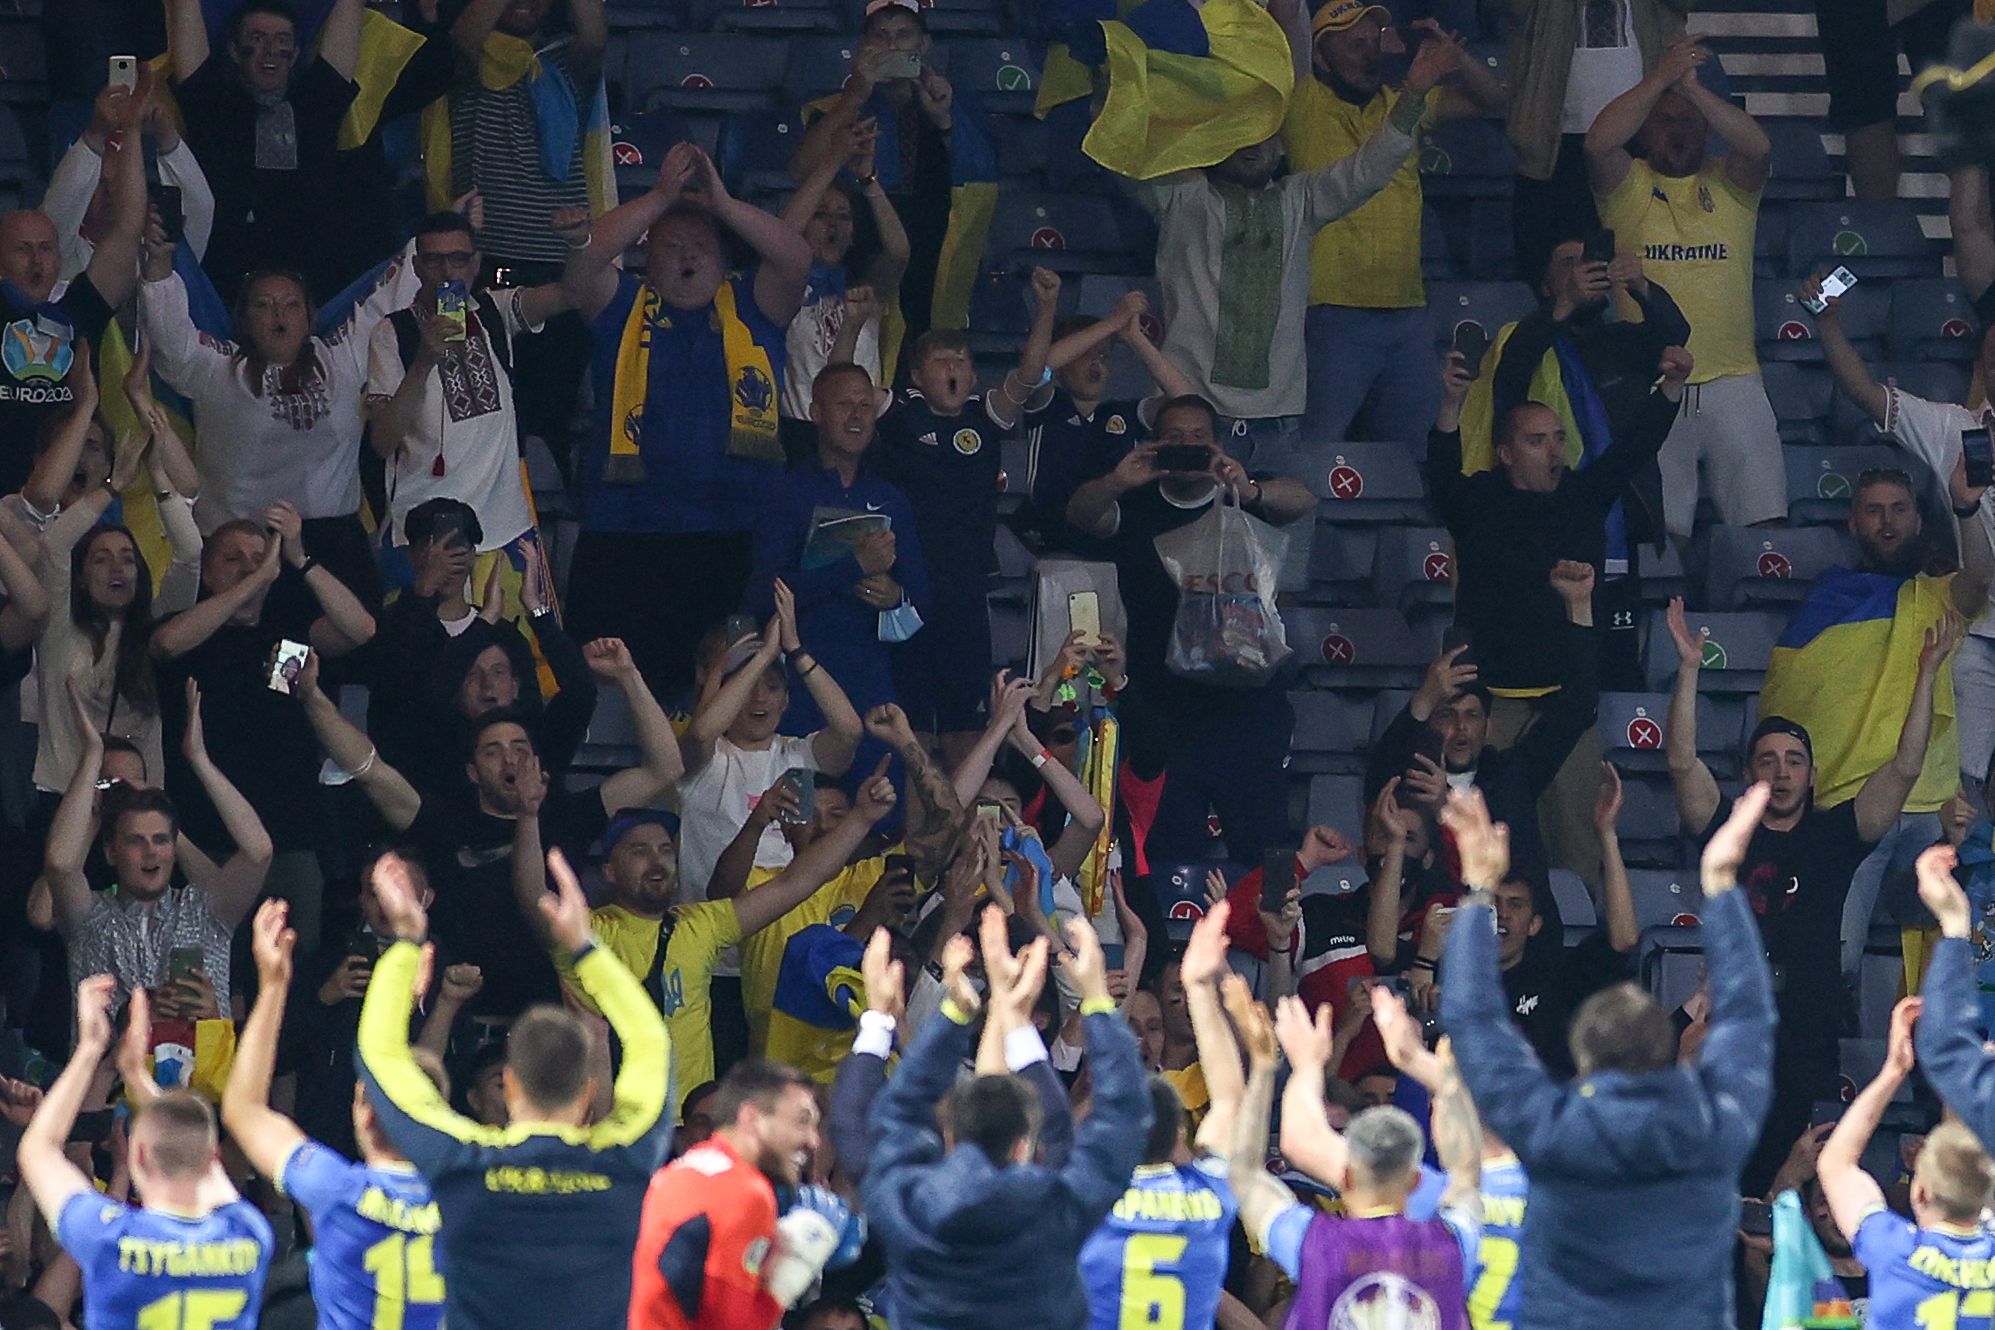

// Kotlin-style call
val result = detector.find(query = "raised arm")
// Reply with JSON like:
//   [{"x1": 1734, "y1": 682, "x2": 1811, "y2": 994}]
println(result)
[
  {"x1": 23, "y1": 338, "x2": 103, "y2": 519},
  {"x1": 1293, "y1": 49, "x2": 1442, "y2": 229},
  {"x1": 318, "y1": 0, "x2": 362, "y2": 80},
  {"x1": 587, "y1": 638, "x2": 685, "y2": 815},
  {"x1": 1800, "y1": 279, "x2": 1886, "y2": 426},
  {"x1": 684, "y1": 149, "x2": 811, "y2": 326},
  {"x1": 257, "y1": 503, "x2": 375, "y2": 655},
  {"x1": 779, "y1": 588, "x2": 863, "y2": 777},
  {"x1": 683, "y1": 624, "x2": 784, "y2": 774},
  {"x1": 1365, "y1": 780, "x2": 1414, "y2": 966},
  {"x1": 1376, "y1": 987, "x2": 1483, "y2": 1217},
  {"x1": 221, "y1": 902, "x2": 310, "y2": 1180},
  {"x1": 0, "y1": 507, "x2": 48, "y2": 650},
  {"x1": 83, "y1": 66, "x2": 150, "y2": 310},
  {"x1": 297, "y1": 650, "x2": 423, "y2": 831},
  {"x1": 1852, "y1": 612, "x2": 1958, "y2": 840},
  {"x1": 180, "y1": 680, "x2": 274, "y2": 927},
  {"x1": 166, "y1": 0, "x2": 210, "y2": 81},
  {"x1": 1951, "y1": 457, "x2": 1993, "y2": 614},
  {"x1": 1274, "y1": 994, "x2": 1349, "y2": 1187},
  {"x1": 1679, "y1": 75, "x2": 1770, "y2": 194},
  {"x1": 151, "y1": 531, "x2": 282, "y2": 660},
  {"x1": 1004, "y1": 705, "x2": 1104, "y2": 883},
  {"x1": 733, "y1": 759, "x2": 897, "y2": 937},
  {"x1": 18, "y1": 977, "x2": 120, "y2": 1228},
  {"x1": 1691, "y1": 784, "x2": 1779, "y2": 1153},
  {"x1": 1585, "y1": 37, "x2": 1707, "y2": 194},
  {"x1": 1662, "y1": 597, "x2": 1721, "y2": 831},
  {"x1": 1268, "y1": 0, "x2": 1311, "y2": 90},
  {"x1": 1914, "y1": 844, "x2": 1995, "y2": 1147},
  {"x1": 1593, "y1": 764, "x2": 1640, "y2": 953},
  {"x1": 862, "y1": 703, "x2": 966, "y2": 882},
  {"x1": 992, "y1": 268, "x2": 1062, "y2": 430},
  {"x1": 1223, "y1": 986, "x2": 1305, "y2": 1256},
  {"x1": 1427, "y1": 359, "x2": 1474, "y2": 526},
  {"x1": 42, "y1": 681, "x2": 107, "y2": 939},
  {"x1": 1055, "y1": 917, "x2": 1151, "y2": 1212},
  {"x1": 1820, "y1": 995, "x2": 1916, "y2": 1240},
  {"x1": 1068, "y1": 445, "x2": 1161, "y2": 539},
  {"x1": 1181, "y1": 907, "x2": 1243, "y2": 1154},
  {"x1": 563, "y1": 145, "x2": 699, "y2": 321},
  {"x1": 952, "y1": 670, "x2": 1035, "y2": 805}
]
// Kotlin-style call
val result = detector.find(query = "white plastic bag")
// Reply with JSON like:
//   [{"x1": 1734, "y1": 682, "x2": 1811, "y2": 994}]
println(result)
[{"x1": 1152, "y1": 490, "x2": 1291, "y2": 687}]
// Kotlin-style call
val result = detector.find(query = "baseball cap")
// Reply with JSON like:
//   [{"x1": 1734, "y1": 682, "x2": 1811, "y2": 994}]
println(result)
[
  {"x1": 590, "y1": 808, "x2": 681, "y2": 861},
  {"x1": 1311, "y1": 0, "x2": 1390, "y2": 37},
  {"x1": 1747, "y1": 716, "x2": 1814, "y2": 763},
  {"x1": 865, "y1": 0, "x2": 921, "y2": 17}
]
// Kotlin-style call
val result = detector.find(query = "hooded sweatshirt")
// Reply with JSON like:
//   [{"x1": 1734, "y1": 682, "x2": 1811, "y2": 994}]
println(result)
[{"x1": 1442, "y1": 884, "x2": 1775, "y2": 1330}]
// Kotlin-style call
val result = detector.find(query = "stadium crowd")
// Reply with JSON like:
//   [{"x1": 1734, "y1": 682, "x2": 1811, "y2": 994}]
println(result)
[{"x1": 3, "y1": 0, "x2": 1995, "y2": 1326}]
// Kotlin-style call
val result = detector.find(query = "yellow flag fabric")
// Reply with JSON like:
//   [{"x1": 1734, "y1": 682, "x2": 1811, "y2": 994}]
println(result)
[
  {"x1": 1759, "y1": 571, "x2": 1959, "y2": 813},
  {"x1": 93, "y1": 323, "x2": 184, "y2": 594},
  {"x1": 928, "y1": 180, "x2": 999, "y2": 332},
  {"x1": 1454, "y1": 320, "x2": 1584, "y2": 476},
  {"x1": 1082, "y1": 0, "x2": 1294, "y2": 180},
  {"x1": 1035, "y1": 0, "x2": 1148, "y2": 116},
  {"x1": 337, "y1": 9, "x2": 431, "y2": 150}
]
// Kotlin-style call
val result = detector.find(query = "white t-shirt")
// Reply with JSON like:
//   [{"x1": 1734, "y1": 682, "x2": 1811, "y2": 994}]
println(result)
[
  {"x1": 1884, "y1": 385, "x2": 1995, "y2": 636},
  {"x1": 675, "y1": 733, "x2": 821, "y2": 903},
  {"x1": 365, "y1": 286, "x2": 542, "y2": 551},
  {"x1": 782, "y1": 271, "x2": 882, "y2": 420},
  {"x1": 1563, "y1": 0, "x2": 1644, "y2": 135}
]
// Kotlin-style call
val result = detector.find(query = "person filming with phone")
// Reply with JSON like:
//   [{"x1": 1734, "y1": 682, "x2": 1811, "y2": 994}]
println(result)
[
  {"x1": 1065, "y1": 395, "x2": 1315, "y2": 865},
  {"x1": 1802, "y1": 267, "x2": 1995, "y2": 790}
]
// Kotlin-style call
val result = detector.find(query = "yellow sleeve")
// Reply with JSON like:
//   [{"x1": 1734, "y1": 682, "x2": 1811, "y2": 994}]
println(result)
[
  {"x1": 190, "y1": 1019, "x2": 237, "y2": 1104},
  {"x1": 1594, "y1": 160, "x2": 1647, "y2": 230},
  {"x1": 678, "y1": 899, "x2": 745, "y2": 960},
  {"x1": 574, "y1": 943, "x2": 672, "y2": 1149},
  {"x1": 356, "y1": 941, "x2": 497, "y2": 1164}
]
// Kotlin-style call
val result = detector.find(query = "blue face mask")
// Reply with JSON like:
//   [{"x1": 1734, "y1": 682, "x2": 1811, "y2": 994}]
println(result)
[{"x1": 878, "y1": 601, "x2": 923, "y2": 643}]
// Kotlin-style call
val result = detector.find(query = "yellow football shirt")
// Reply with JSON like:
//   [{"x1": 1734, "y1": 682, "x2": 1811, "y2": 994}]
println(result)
[
  {"x1": 1282, "y1": 83, "x2": 1439, "y2": 309},
  {"x1": 740, "y1": 851, "x2": 891, "y2": 1053},
  {"x1": 1596, "y1": 160, "x2": 1760, "y2": 383}
]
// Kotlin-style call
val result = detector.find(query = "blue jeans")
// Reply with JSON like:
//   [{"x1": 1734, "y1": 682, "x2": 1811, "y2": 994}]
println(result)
[
  {"x1": 1218, "y1": 414, "x2": 1303, "y2": 468},
  {"x1": 1303, "y1": 304, "x2": 1441, "y2": 447}
]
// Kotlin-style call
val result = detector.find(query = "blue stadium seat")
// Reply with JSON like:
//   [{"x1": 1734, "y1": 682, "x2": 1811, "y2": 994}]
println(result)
[
  {"x1": 1302, "y1": 526, "x2": 1379, "y2": 604},
  {"x1": 1636, "y1": 539, "x2": 1691, "y2": 608},
  {"x1": 703, "y1": 0, "x2": 844, "y2": 35},
  {"x1": 1598, "y1": 692, "x2": 1688, "y2": 774},
  {"x1": 1762, "y1": 118, "x2": 1838, "y2": 201},
  {"x1": 1371, "y1": 525, "x2": 1455, "y2": 616},
  {"x1": 606, "y1": 0, "x2": 688, "y2": 28},
  {"x1": 1419, "y1": 117, "x2": 1517, "y2": 199},
  {"x1": 1425, "y1": 280, "x2": 1538, "y2": 353},
  {"x1": 625, "y1": 34, "x2": 790, "y2": 113},
  {"x1": 1288, "y1": 692, "x2": 1375, "y2": 776},
  {"x1": 609, "y1": 110, "x2": 722, "y2": 195},
  {"x1": 1368, "y1": 690, "x2": 1414, "y2": 745},
  {"x1": 1285, "y1": 607, "x2": 1440, "y2": 689},
  {"x1": 1786, "y1": 201, "x2": 1940, "y2": 279},
  {"x1": 990, "y1": 599, "x2": 1030, "y2": 668},
  {"x1": 1627, "y1": 870, "x2": 1702, "y2": 931},
  {"x1": 0, "y1": 19, "x2": 45, "y2": 103},
  {"x1": 1615, "y1": 774, "x2": 1682, "y2": 868},
  {"x1": 1755, "y1": 278, "x2": 1888, "y2": 363},
  {"x1": 1638, "y1": 924, "x2": 1705, "y2": 1011},
  {"x1": 939, "y1": 38, "x2": 1044, "y2": 114},
  {"x1": 1703, "y1": 525, "x2": 1858, "y2": 610},
  {"x1": 1761, "y1": 361, "x2": 1832, "y2": 445},
  {"x1": 1887, "y1": 278, "x2": 1983, "y2": 363},
  {"x1": 783, "y1": 36, "x2": 864, "y2": 105},
  {"x1": 1301, "y1": 441, "x2": 1434, "y2": 524},
  {"x1": 1549, "y1": 870, "x2": 1596, "y2": 945},
  {"x1": 1464, "y1": 198, "x2": 1514, "y2": 280},
  {"x1": 716, "y1": 109, "x2": 807, "y2": 194},
  {"x1": 983, "y1": 190, "x2": 1132, "y2": 275},
  {"x1": 1421, "y1": 204, "x2": 1464, "y2": 281},
  {"x1": 1304, "y1": 774, "x2": 1366, "y2": 837},
  {"x1": 1782, "y1": 444, "x2": 1902, "y2": 525},
  {"x1": 1754, "y1": 201, "x2": 1790, "y2": 280},
  {"x1": 1642, "y1": 608, "x2": 1781, "y2": 693},
  {"x1": 965, "y1": 271, "x2": 1034, "y2": 355},
  {"x1": 0, "y1": 102, "x2": 29, "y2": 189},
  {"x1": 1302, "y1": 859, "x2": 1370, "y2": 897}
]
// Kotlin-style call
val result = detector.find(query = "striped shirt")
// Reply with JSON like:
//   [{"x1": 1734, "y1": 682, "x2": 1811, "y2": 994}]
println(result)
[{"x1": 449, "y1": 42, "x2": 591, "y2": 265}]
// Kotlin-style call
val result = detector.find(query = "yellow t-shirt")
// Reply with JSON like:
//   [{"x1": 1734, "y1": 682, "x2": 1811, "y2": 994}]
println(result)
[
  {"x1": 1162, "y1": 1061, "x2": 1210, "y2": 1139},
  {"x1": 564, "y1": 900, "x2": 742, "y2": 1115},
  {"x1": 740, "y1": 851, "x2": 890, "y2": 1053},
  {"x1": 1282, "y1": 83, "x2": 1438, "y2": 309},
  {"x1": 1596, "y1": 160, "x2": 1760, "y2": 383}
]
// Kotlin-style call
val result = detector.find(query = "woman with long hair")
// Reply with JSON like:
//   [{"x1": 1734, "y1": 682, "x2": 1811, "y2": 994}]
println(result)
[
  {"x1": 31, "y1": 352, "x2": 202, "y2": 806},
  {"x1": 136, "y1": 208, "x2": 417, "y2": 601}
]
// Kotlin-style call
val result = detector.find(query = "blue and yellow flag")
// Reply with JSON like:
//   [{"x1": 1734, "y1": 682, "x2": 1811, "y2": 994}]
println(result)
[
  {"x1": 765, "y1": 924, "x2": 868, "y2": 1083},
  {"x1": 1759, "y1": 568, "x2": 1959, "y2": 813},
  {"x1": 1456, "y1": 319, "x2": 1583, "y2": 477},
  {"x1": 1082, "y1": 0, "x2": 1294, "y2": 179}
]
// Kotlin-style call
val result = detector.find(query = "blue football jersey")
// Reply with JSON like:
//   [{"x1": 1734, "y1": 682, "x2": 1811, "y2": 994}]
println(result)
[
  {"x1": 58, "y1": 1191, "x2": 271, "y2": 1330},
  {"x1": 1080, "y1": 1158, "x2": 1238, "y2": 1330},
  {"x1": 280, "y1": 1142, "x2": 445, "y2": 1330},
  {"x1": 1466, "y1": 1155, "x2": 1529, "y2": 1330},
  {"x1": 1854, "y1": 1208, "x2": 1995, "y2": 1330}
]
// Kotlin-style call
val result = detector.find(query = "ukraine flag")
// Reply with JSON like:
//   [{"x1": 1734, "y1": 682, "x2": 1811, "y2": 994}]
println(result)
[
  {"x1": 764, "y1": 924, "x2": 868, "y2": 1083},
  {"x1": 1758, "y1": 568, "x2": 1960, "y2": 813}
]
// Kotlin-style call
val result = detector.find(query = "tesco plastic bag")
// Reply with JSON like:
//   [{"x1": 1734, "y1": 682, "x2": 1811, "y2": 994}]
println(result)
[{"x1": 1152, "y1": 489, "x2": 1291, "y2": 687}]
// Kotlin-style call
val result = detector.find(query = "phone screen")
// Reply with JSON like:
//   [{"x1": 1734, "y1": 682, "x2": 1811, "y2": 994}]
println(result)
[
  {"x1": 169, "y1": 946, "x2": 204, "y2": 981},
  {"x1": 268, "y1": 640, "x2": 310, "y2": 695},
  {"x1": 1260, "y1": 846, "x2": 1297, "y2": 914},
  {"x1": 1964, "y1": 428, "x2": 1993, "y2": 490},
  {"x1": 1451, "y1": 320, "x2": 1488, "y2": 379},
  {"x1": 1803, "y1": 266, "x2": 1859, "y2": 314},
  {"x1": 1067, "y1": 590, "x2": 1101, "y2": 647},
  {"x1": 109, "y1": 56, "x2": 139, "y2": 94},
  {"x1": 150, "y1": 184, "x2": 184, "y2": 246},
  {"x1": 1154, "y1": 444, "x2": 1213, "y2": 473},
  {"x1": 437, "y1": 281, "x2": 470, "y2": 342}
]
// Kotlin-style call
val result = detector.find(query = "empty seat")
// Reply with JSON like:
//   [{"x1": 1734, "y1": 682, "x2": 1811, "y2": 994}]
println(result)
[
  {"x1": 1464, "y1": 198, "x2": 1515, "y2": 280},
  {"x1": 1783, "y1": 443, "x2": 1903, "y2": 525},
  {"x1": 1615, "y1": 774, "x2": 1682, "y2": 867},
  {"x1": 1303, "y1": 525, "x2": 1379, "y2": 603},
  {"x1": 1548, "y1": 869, "x2": 1597, "y2": 945},
  {"x1": 783, "y1": 35, "x2": 864, "y2": 105},
  {"x1": 1300, "y1": 441, "x2": 1433, "y2": 524},
  {"x1": 1285, "y1": 607, "x2": 1440, "y2": 689},
  {"x1": 1642, "y1": 608, "x2": 1781, "y2": 693},
  {"x1": 1153, "y1": 862, "x2": 1223, "y2": 930},
  {"x1": 610, "y1": 110, "x2": 722, "y2": 196},
  {"x1": 1887, "y1": 278, "x2": 1983, "y2": 363},
  {"x1": 1419, "y1": 117, "x2": 1518, "y2": 198},
  {"x1": 1755, "y1": 279, "x2": 1888, "y2": 362},
  {"x1": 1425, "y1": 280, "x2": 1538, "y2": 354},
  {"x1": 1627, "y1": 870, "x2": 1702, "y2": 931},
  {"x1": 1305, "y1": 773, "x2": 1366, "y2": 834},
  {"x1": 937, "y1": 38, "x2": 1044, "y2": 113},
  {"x1": 1786, "y1": 201, "x2": 1939, "y2": 279},
  {"x1": 1638, "y1": 924, "x2": 1705, "y2": 1011},
  {"x1": 625, "y1": 34, "x2": 789, "y2": 113},
  {"x1": 1596, "y1": 692, "x2": 1674, "y2": 772},
  {"x1": 1289, "y1": 692, "x2": 1375, "y2": 775},
  {"x1": 1762, "y1": 118, "x2": 1838, "y2": 201},
  {"x1": 984, "y1": 190, "x2": 1132, "y2": 274},
  {"x1": 1704, "y1": 525, "x2": 1856, "y2": 610},
  {"x1": 717, "y1": 108, "x2": 807, "y2": 193},
  {"x1": 1762, "y1": 361, "x2": 1832, "y2": 445},
  {"x1": 1372, "y1": 525, "x2": 1455, "y2": 615},
  {"x1": 607, "y1": 0, "x2": 687, "y2": 27}
]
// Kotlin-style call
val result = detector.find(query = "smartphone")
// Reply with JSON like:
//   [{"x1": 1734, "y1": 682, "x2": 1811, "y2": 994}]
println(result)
[
  {"x1": 1582, "y1": 229, "x2": 1616, "y2": 265},
  {"x1": 168, "y1": 946, "x2": 203, "y2": 983},
  {"x1": 777, "y1": 767, "x2": 814, "y2": 825},
  {"x1": 882, "y1": 852, "x2": 914, "y2": 881},
  {"x1": 1153, "y1": 444, "x2": 1212, "y2": 474},
  {"x1": 346, "y1": 925, "x2": 383, "y2": 962},
  {"x1": 268, "y1": 639, "x2": 310, "y2": 695},
  {"x1": 1801, "y1": 265, "x2": 1858, "y2": 315},
  {"x1": 1450, "y1": 320, "x2": 1489, "y2": 380},
  {"x1": 1962, "y1": 427, "x2": 1993, "y2": 490},
  {"x1": 1260, "y1": 846, "x2": 1296, "y2": 914},
  {"x1": 109, "y1": 55, "x2": 139, "y2": 95},
  {"x1": 1738, "y1": 1198, "x2": 1773, "y2": 1237},
  {"x1": 1440, "y1": 622, "x2": 1476, "y2": 673},
  {"x1": 1067, "y1": 590, "x2": 1101, "y2": 648},
  {"x1": 975, "y1": 801, "x2": 1004, "y2": 829},
  {"x1": 1810, "y1": 1099, "x2": 1849, "y2": 1129},
  {"x1": 150, "y1": 183, "x2": 184, "y2": 247},
  {"x1": 875, "y1": 50, "x2": 922, "y2": 80},
  {"x1": 437, "y1": 280, "x2": 470, "y2": 343}
]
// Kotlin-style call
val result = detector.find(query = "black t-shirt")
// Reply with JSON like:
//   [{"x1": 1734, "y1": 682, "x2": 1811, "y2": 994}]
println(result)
[
  {"x1": 158, "y1": 572, "x2": 324, "y2": 851},
  {"x1": 1021, "y1": 390, "x2": 1144, "y2": 553},
  {"x1": 875, "y1": 389, "x2": 1004, "y2": 580},
  {"x1": 1700, "y1": 797, "x2": 1876, "y2": 1051},
  {"x1": 174, "y1": 55, "x2": 360, "y2": 303},
  {"x1": 405, "y1": 784, "x2": 608, "y2": 1019},
  {"x1": 0, "y1": 275, "x2": 116, "y2": 494},
  {"x1": 1501, "y1": 933, "x2": 1634, "y2": 1079}
]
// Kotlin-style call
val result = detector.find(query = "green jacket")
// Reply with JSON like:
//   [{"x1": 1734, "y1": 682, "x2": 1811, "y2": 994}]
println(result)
[{"x1": 1504, "y1": 0, "x2": 1691, "y2": 180}]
